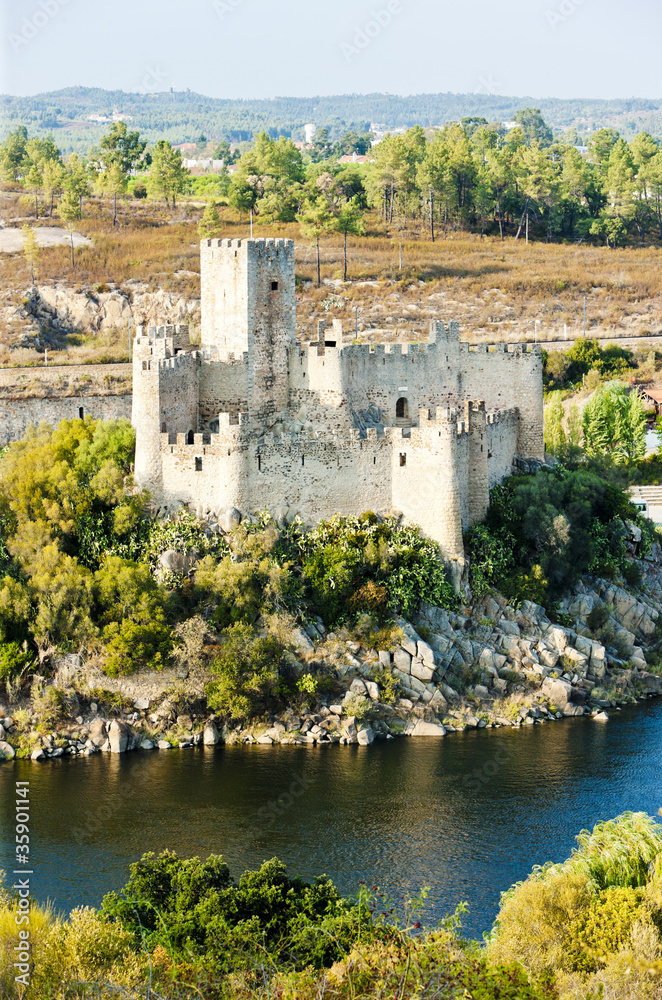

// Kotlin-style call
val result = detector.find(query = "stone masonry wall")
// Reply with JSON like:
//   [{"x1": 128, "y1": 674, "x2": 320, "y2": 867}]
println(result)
[{"x1": 0, "y1": 363, "x2": 131, "y2": 445}]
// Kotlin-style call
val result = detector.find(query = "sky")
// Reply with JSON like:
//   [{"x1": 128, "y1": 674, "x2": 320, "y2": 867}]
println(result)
[{"x1": 1, "y1": 0, "x2": 661, "y2": 101}]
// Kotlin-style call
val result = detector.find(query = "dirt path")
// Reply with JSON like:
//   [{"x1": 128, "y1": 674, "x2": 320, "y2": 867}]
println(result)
[{"x1": 0, "y1": 227, "x2": 92, "y2": 253}]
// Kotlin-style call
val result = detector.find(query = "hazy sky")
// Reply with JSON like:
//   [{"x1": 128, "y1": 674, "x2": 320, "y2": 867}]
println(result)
[{"x1": 1, "y1": 0, "x2": 660, "y2": 100}]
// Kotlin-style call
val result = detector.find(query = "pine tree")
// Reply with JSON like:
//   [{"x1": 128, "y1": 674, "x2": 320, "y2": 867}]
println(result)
[{"x1": 198, "y1": 199, "x2": 222, "y2": 239}]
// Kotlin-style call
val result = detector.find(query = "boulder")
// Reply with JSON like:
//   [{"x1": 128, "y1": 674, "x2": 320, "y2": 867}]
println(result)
[
  {"x1": 140, "y1": 739, "x2": 155, "y2": 750},
  {"x1": 89, "y1": 719, "x2": 108, "y2": 747},
  {"x1": 393, "y1": 646, "x2": 412, "y2": 673},
  {"x1": 257, "y1": 735, "x2": 273, "y2": 745},
  {"x1": 357, "y1": 727, "x2": 374, "y2": 745},
  {"x1": 410, "y1": 657, "x2": 435, "y2": 683},
  {"x1": 541, "y1": 676, "x2": 573, "y2": 708},
  {"x1": 218, "y1": 506, "x2": 242, "y2": 534},
  {"x1": 134, "y1": 699, "x2": 150, "y2": 711},
  {"x1": 176, "y1": 715, "x2": 193, "y2": 731},
  {"x1": 158, "y1": 550, "x2": 189, "y2": 575},
  {"x1": 0, "y1": 740, "x2": 15, "y2": 760},
  {"x1": 378, "y1": 650, "x2": 392, "y2": 667},
  {"x1": 31, "y1": 747, "x2": 45, "y2": 761},
  {"x1": 563, "y1": 704, "x2": 585, "y2": 717},
  {"x1": 109, "y1": 720, "x2": 132, "y2": 754},
  {"x1": 203, "y1": 720, "x2": 220, "y2": 745},
  {"x1": 157, "y1": 740, "x2": 172, "y2": 750},
  {"x1": 364, "y1": 680, "x2": 380, "y2": 701},
  {"x1": 417, "y1": 640, "x2": 435, "y2": 666},
  {"x1": 291, "y1": 629, "x2": 315, "y2": 654},
  {"x1": 409, "y1": 720, "x2": 446, "y2": 737},
  {"x1": 474, "y1": 684, "x2": 490, "y2": 700},
  {"x1": 342, "y1": 716, "x2": 358, "y2": 742},
  {"x1": 594, "y1": 711, "x2": 609, "y2": 722},
  {"x1": 350, "y1": 678, "x2": 367, "y2": 695},
  {"x1": 546, "y1": 627, "x2": 568, "y2": 652}
]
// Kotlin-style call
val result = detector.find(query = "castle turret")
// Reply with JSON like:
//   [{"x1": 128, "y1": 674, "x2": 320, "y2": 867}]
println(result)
[{"x1": 200, "y1": 238, "x2": 296, "y2": 419}]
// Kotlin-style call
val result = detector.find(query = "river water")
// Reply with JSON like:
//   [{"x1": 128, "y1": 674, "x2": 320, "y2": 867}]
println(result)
[{"x1": 2, "y1": 702, "x2": 662, "y2": 938}]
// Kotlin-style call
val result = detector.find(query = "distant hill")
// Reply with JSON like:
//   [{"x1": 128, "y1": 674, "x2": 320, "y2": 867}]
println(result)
[{"x1": 2, "y1": 87, "x2": 662, "y2": 151}]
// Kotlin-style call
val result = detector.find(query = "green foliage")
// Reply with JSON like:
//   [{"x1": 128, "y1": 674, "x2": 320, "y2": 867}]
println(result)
[
  {"x1": 298, "y1": 514, "x2": 457, "y2": 627},
  {"x1": 544, "y1": 338, "x2": 636, "y2": 391},
  {"x1": 145, "y1": 510, "x2": 227, "y2": 583},
  {"x1": 101, "y1": 852, "x2": 376, "y2": 973},
  {"x1": 467, "y1": 466, "x2": 639, "y2": 603},
  {"x1": 206, "y1": 623, "x2": 291, "y2": 719},
  {"x1": 0, "y1": 642, "x2": 34, "y2": 686},
  {"x1": 489, "y1": 811, "x2": 662, "y2": 988},
  {"x1": 583, "y1": 381, "x2": 647, "y2": 463}
]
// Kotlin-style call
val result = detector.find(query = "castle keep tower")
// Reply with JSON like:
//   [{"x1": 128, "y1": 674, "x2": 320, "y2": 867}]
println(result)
[{"x1": 201, "y1": 238, "x2": 296, "y2": 418}]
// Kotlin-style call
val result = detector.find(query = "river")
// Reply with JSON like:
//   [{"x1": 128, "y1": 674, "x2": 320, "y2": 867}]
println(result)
[{"x1": 2, "y1": 701, "x2": 662, "y2": 939}]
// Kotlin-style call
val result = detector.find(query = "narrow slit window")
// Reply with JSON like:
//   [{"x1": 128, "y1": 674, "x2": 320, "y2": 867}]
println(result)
[
  {"x1": 258, "y1": 455, "x2": 262, "y2": 471},
  {"x1": 301, "y1": 455, "x2": 305, "y2": 466},
  {"x1": 271, "y1": 281, "x2": 279, "y2": 291},
  {"x1": 195, "y1": 457, "x2": 203, "y2": 471},
  {"x1": 400, "y1": 453, "x2": 407, "y2": 467},
  {"x1": 78, "y1": 407, "x2": 84, "y2": 419}
]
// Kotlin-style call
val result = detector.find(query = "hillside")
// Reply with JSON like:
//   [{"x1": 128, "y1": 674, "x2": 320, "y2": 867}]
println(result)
[{"x1": 3, "y1": 87, "x2": 662, "y2": 152}]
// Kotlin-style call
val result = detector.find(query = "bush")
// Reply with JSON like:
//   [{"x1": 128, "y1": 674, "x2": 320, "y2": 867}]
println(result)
[
  {"x1": 467, "y1": 466, "x2": 639, "y2": 604},
  {"x1": 298, "y1": 514, "x2": 457, "y2": 627},
  {"x1": 0, "y1": 642, "x2": 33, "y2": 686},
  {"x1": 489, "y1": 811, "x2": 662, "y2": 984},
  {"x1": 101, "y1": 853, "x2": 379, "y2": 973},
  {"x1": 206, "y1": 622, "x2": 292, "y2": 719}
]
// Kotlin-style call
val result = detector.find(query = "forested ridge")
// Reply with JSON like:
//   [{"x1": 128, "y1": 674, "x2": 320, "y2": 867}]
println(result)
[{"x1": 4, "y1": 87, "x2": 662, "y2": 151}]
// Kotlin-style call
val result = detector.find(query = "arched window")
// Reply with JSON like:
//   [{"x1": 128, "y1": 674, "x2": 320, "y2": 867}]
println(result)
[
  {"x1": 187, "y1": 430, "x2": 195, "y2": 445},
  {"x1": 395, "y1": 397, "x2": 409, "y2": 422}
]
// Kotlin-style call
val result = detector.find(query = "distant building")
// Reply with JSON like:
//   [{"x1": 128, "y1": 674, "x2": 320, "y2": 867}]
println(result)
[
  {"x1": 182, "y1": 158, "x2": 225, "y2": 173},
  {"x1": 337, "y1": 153, "x2": 373, "y2": 165},
  {"x1": 304, "y1": 123, "x2": 316, "y2": 145}
]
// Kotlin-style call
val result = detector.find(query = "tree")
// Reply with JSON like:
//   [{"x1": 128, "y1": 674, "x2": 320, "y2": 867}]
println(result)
[
  {"x1": 228, "y1": 175, "x2": 258, "y2": 224},
  {"x1": 41, "y1": 158, "x2": 66, "y2": 217},
  {"x1": 198, "y1": 198, "x2": 222, "y2": 239},
  {"x1": 63, "y1": 154, "x2": 90, "y2": 218},
  {"x1": 99, "y1": 122, "x2": 147, "y2": 174},
  {"x1": 514, "y1": 108, "x2": 553, "y2": 147},
  {"x1": 332, "y1": 197, "x2": 365, "y2": 281},
  {"x1": 582, "y1": 382, "x2": 646, "y2": 463},
  {"x1": 299, "y1": 198, "x2": 333, "y2": 286},
  {"x1": 97, "y1": 162, "x2": 127, "y2": 226},
  {"x1": 25, "y1": 164, "x2": 42, "y2": 219},
  {"x1": 22, "y1": 225, "x2": 39, "y2": 285},
  {"x1": 544, "y1": 392, "x2": 566, "y2": 456},
  {"x1": 147, "y1": 141, "x2": 189, "y2": 208}
]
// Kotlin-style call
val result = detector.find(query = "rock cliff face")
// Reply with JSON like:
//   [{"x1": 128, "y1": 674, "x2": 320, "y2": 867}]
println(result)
[{"x1": 0, "y1": 282, "x2": 200, "y2": 351}]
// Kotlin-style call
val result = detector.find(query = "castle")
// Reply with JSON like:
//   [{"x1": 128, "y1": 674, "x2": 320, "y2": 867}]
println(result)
[{"x1": 132, "y1": 238, "x2": 543, "y2": 568}]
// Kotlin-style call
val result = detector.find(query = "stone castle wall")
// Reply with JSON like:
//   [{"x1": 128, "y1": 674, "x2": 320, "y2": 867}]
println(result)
[{"x1": 0, "y1": 363, "x2": 132, "y2": 444}]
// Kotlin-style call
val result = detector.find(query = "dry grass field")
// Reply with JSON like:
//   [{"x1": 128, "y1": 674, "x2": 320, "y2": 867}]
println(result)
[{"x1": 2, "y1": 187, "x2": 662, "y2": 364}]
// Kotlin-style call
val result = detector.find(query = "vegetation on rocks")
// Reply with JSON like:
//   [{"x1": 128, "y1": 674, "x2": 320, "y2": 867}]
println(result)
[{"x1": 466, "y1": 464, "x2": 652, "y2": 603}]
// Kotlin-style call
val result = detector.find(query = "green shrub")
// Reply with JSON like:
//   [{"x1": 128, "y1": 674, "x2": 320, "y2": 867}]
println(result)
[
  {"x1": 0, "y1": 642, "x2": 34, "y2": 686},
  {"x1": 299, "y1": 514, "x2": 457, "y2": 626},
  {"x1": 468, "y1": 466, "x2": 639, "y2": 604},
  {"x1": 101, "y1": 853, "x2": 379, "y2": 973},
  {"x1": 206, "y1": 622, "x2": 291, "y2": 719}
]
